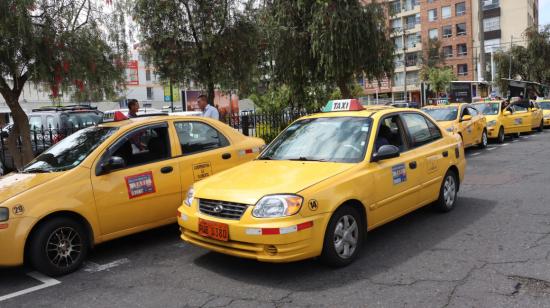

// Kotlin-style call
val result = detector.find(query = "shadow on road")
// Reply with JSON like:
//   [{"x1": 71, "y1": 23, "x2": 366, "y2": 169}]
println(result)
[{"x1": 192, "y1": 197, "x2": 497, "y2": 292}]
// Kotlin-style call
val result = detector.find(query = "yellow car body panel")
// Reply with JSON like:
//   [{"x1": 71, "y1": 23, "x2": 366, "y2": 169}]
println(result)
[
  {"x1": 472, "y1": 101, "x2": 534, "y2": 139},
  {"x1": 0, "y1": 116, "x2": 264, "y2": 266},
  {"x1": 422, "y1": 103, "x2": 487, "y2": 148},
  {"x1": 178, "y1": 108, "x2": 466, "y2": 263}
]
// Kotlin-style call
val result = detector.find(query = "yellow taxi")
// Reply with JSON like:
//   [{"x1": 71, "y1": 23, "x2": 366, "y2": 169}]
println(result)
[
  {"x1": 0, "y1": 113, "x2": 264, "y2": 275},
  {"x1": 529, "y1": 101, "x2": 545, "y2": 131},
  {"x1": 472, "y1": 100, "x2": 541, "y2": 143},
  {"x1": 421, "y1": 103, "x2": 488, "y2": 149},
  {"x1": 539, "y1": 99, "x2": 550, "y2": 127},
  {"x1": 177, "y1": 99, "x2": 466, "y2": 266}
]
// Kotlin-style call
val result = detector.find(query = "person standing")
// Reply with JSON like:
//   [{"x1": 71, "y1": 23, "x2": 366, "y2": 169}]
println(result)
[
  {"x1": 197, "y1": 95, "x2": 219, "y2": 120},
  {"x1": 127, "y1": 99, "x2": 140, "y2": 118}
]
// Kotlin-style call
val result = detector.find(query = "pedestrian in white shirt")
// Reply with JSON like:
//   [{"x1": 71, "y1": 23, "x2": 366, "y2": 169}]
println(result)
[{"x1": 198, "y1": 95, "x2": 219, "y2": 120}]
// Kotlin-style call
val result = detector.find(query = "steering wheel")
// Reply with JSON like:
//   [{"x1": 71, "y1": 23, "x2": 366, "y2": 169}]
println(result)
[{"x1": 343, "y1": 144, "x2": 362, "y2": 153}]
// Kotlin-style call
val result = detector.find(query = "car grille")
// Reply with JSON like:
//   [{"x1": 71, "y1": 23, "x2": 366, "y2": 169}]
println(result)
[{"x1": 199, "y1": 199, "x2": 249, "y2": 220}]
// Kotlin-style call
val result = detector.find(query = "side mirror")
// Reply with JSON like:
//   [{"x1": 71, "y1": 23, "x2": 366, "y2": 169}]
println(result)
[
  {"x1": 100, "y1": 156, "x2": 125, "y2": 174},
  {"x1": 461, "y1": 115, "x2": 472, "y2": 122},
  {"x1": 503, "y1": 110, "x2": 512, "y2": 116},
  {"x1": 372, "y1": 145, "x2": 400, "y2": 162}
]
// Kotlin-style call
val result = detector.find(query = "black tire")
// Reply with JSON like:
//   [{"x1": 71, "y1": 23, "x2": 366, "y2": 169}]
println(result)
[
  {"x1": 434, "y1": 170, "x2": 459, "y2": 213},
  {"x1": 497, "y1": 126, "x2": 505, "y2": 144},
  {"x1": 28, "y1": 217, "x2": 89, "y2": 276},
  {"x1": 320, "y1": 205, "x2": 364, "y2": 267},
  {"x1": 538, "y1": 120, "x2": 544, "y2": 132},
  {"x1": 478, "y1": 129, "x2": 488, "y2": 149}
]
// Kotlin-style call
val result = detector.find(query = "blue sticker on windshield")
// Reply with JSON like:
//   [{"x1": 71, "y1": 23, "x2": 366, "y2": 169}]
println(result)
[{"x1": 392, "y1": 164, "x2": 407, "y2": 185}]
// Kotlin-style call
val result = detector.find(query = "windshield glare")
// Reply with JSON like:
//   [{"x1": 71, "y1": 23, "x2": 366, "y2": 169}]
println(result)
[
  {"x1": 540, "y1": 102, "x2": 550, "y2": 110},
  {"x1": 259, "y1": 117, "x2": 372, "y2": 163},
  {"x1": 473, "y1": 103, "x2": 500, "y2": 115},
  {"x1": 422, "y1": 108, "x2": 458, "y2": 121},
  {"x1": 22, "y1": 126, "x2": 117, "y2": 173}
]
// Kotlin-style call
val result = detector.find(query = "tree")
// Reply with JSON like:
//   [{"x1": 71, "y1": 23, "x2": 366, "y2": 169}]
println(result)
[
  {"x1": 134, "y1": 0, "x2": 260, "y2": 105},
  {"x1": 264, "y1": 0, "x2": 394, "y2": 106},
  {"x1": 423, "y1": 67, "x2": 456, "y2": 96},
  {"x1": 0, "y1": 0, "x2": 128, "y2": 168}
]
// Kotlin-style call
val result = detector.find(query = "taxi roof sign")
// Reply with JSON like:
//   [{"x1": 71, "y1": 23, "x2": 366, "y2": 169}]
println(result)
[{"x1": 322, "y1": 99, "x2": 364, "y2": 112}]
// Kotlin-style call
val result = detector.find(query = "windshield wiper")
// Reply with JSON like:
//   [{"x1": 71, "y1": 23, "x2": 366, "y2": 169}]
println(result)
[
  {"x1": 288, "y1": 157, "x2": 326, "y2": 162},
  {"x1": 21, "y1": 168, "x2": 52, "y2": 173}
]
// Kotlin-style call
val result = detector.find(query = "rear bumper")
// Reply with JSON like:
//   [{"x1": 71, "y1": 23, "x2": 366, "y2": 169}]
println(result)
[{"x1": 0, "y1": 217, "x2": 36, "y2": 266}]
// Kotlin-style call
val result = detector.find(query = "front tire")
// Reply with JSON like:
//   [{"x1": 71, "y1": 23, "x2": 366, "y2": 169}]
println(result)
[
  {"x1": 538, "y1": 120, "x2": 544, "y2": 132},
  {"x1": 497, "y1": 127, "x2": 505, "y2": 144},
  {"x1": 434, "y1": 170, "x2": 458, "y2": 213},
  {"x1": 321, "y1": 205, "x2": 364, "y2": 267},
  {"x1": 28, "y1": 217, "x2": 89, "y2": 276},
  {"x1": 478, "y1": 129, "x2": 488, "y2": 149}
]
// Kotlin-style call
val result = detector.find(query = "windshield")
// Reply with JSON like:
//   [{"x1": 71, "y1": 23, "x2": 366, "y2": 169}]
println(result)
[
  {"x1": 258, "y1": 117, "x2": 372, "y2": 163},
  {"x1": 473, "y1": 103, "x2": 500, "y2": 115},
  {"x1": 422, "y1": 108, "x2": 458, "y2": 121},
  {"x1": 22, "y1": 126, "x2": 117, "y2": 173},
  {"x1": 540, "y1": 102, "x2": 550, "y2": 110}
]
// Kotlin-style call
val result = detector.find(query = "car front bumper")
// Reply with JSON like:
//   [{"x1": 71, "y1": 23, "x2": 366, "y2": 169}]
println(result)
[{"x1": 0, "y1": 217, "x2": 36, "y2": 266}]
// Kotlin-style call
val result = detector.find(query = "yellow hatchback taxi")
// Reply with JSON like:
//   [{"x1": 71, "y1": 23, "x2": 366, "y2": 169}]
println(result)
[
  {"x1": 539, "y1": 99, "x2": 550, "y2": 127},
  {"x1": 472, "y1": 100, "x2": 542, "y2": 143},
  {"x1": 421, "y1": 103, "x2": 488, "y2": 149},
  {"x1": 0, "y1": 113, "x2": 264, "y2": 276},
  {"x1": 178, "y1": 100, "x2": 466, "y2": 266}
]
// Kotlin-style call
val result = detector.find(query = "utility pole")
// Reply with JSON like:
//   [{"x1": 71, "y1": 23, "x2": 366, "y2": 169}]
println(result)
[
  {"x1": 478, "y1": 0, "x2": 486, "y2": 81},
  {"x1": 402, "y1": 26, "x2": 408, "y2": 103}
]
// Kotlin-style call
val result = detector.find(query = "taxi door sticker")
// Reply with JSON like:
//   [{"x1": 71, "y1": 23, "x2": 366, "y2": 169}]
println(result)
[
  {"x1": 392, "y1": 164, "x2": 407, "y2": 185},
  {"x1": 193, "y1": 162, "x2": 213, "y2": 181},
  {"x1": 514, "y1": 118, "x2": 523, "y2": 125},
  {"x1": 426, "y1": 154, "x2": 442, "y2": 174},
  {"x1": 125, "y1": 171, "x2": 156, "y2": 199}
]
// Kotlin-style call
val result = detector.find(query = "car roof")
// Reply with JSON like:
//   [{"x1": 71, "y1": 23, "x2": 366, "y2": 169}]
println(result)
[
  {"x1": 98, "y1": 115, "x2": 210, "y2": 128},
  {"x1": 422, "y1": 103, "x2": 465, "y2": 109},
  {"x1": 302, "y1": 107, "x2": 420, "y2": 120}
]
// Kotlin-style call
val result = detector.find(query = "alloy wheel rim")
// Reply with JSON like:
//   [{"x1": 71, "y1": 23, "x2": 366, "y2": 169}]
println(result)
[
  {"x1": 482, "y1": 131, "x2": 488, "y2": 146},
  {"x1": 46, "y1": 227, "x2": 82, "y2": 268},
  {"x1": 333, "y1": 215, "x2": 358, "y2": 259},
  {"x1": 443, "y1": 175, "x2": 456, "y2": 208}
]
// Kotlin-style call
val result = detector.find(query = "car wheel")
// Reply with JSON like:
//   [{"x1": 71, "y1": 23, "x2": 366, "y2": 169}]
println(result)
[
  {"x1": 28, "y1": 217, "x2": 89, "y2": 276},
  {"x1": 538, "y1": 120, "x2": 544, "y2": 132},
  {"x1": 478, "y1": 129, "x2": 488, "y2": 149},
  {"x1": 497, "y1": 127, "x2": 505, "y2": 144},
  {"x1": 434, "y1": 170, "x2": 458, "y2": 213},
  {"x1": 320, "y1": 205, "x2": 364, "y2": 267}
]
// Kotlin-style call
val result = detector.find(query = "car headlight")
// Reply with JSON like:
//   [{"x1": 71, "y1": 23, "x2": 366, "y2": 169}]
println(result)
[
  {"x1": 252, "y1": 195, "x2": 303, "y2": 218},
  {"x1": 487, "y1": 120, "x2": 497, "y2": 127},
  {"x1": 0, "y1": 207, "x2": 8, "y2": 222},
  {"x1": 184, "y1": 186, "x2": 195, "y2": 206}
]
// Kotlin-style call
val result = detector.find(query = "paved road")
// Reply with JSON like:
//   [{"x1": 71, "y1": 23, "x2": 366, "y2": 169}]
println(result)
[{"x1": 2, "y1": 131, "x2": 550, "y2": 308}]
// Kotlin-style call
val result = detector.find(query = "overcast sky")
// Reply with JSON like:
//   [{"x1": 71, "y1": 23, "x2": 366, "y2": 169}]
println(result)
[{"x1": 541, "y1": 0, "x2": 550, "y2": 26}]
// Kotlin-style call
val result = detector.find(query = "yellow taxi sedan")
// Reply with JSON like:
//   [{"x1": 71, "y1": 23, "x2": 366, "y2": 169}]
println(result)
[
  {"x1": 421, "y1": 103, "x2": 488, "y2": 149},
  {"x1": 178, "y1": 99, "x2": 466, "y2": 266},
  {"x1": 0, "y1": 114, "x2": 264, "y2": 276}
]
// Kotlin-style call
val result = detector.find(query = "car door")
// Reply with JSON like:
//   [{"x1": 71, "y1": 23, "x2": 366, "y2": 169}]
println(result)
[
  {"x1": 502, "y1": 106, "x2": 520, "y2": 134},
  {"x1": 467, "y1": 106, "x2": 484, "y2": 144},
  {"x1": 512, "y1": 104, "x2": 531, "y2": 133},
  {"x1": 171, "y1": 120, "x2": 240, "y2": 198},
  {"x1": 91, "y1": 122, "x2": 182, "y2": 236},
  {"x1": 369, "y1": 114, "x2": 423, "y2": 226},
  {"x1": 458, "y1": 105, "x2": 474, "y2": 147}
]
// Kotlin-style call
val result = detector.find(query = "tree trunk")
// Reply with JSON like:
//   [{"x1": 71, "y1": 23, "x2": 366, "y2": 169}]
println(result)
[
  {"x1": 207, "y1": 81, "x2": 215, "y2": 106},
  {"x1": 337, "y1": 78, "x2": 351, "y2": 99},
  {"x1": 5, "y1": 97, "x2": 33, "y2": 170}
]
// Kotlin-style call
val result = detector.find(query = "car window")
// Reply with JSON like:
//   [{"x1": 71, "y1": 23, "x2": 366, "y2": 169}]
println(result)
[
  {"x1": 108, "y1": 124, "x2": 171, "y2": 170},
  {"x1": 46, "y1": 116, "x2": 56, "y2": 129},
  {"x1": 29, "y1": 116, "x2": 42, "y2": 130},
  {"x1": 401, "y1": 113, "x2": 436, "y2": 148},
  {"x1": 468, "y1": 107, "x2": 478, "y2": 116},
  {"x1": 422, "y1": 107, "x2": 458, "y2": 121},
  {"x1": 426, "y1": 117, "x2": 442, "y2": 139},
  {"x1": 513, "y1": 105, "x2": 527, "y2": 113},
  {"x1": 66, "y1": 112, "x2": 103, "y2": 129},
  {"x1": 174, "y1": 121, "x2": 229, "y2": 155},
  {"x1": 473, "y1": 103, "x2": 500, "y2": 115},
  {"x1": 375, "y1": 115, "x2": 407, "y2": 153}
]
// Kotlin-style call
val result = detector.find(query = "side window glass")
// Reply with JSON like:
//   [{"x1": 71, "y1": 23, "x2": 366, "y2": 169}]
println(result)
[
  {"x1": 514, "y1": 105, "x2": 527, "y2": 113},
  {"x1": 174, "y1": 121, "x2": 229, "y2": 155},
  {"x1": 468, "y1": 107, "x2": 478, "y2": 116},
  {"x1": 425, "y1": 118, "x2": 442, "y2": 139},
  {"x1": 46, "y1": 116, "x2": 55, "y2": 129},
  {"x1": 375, "y1": 115, "x2": 407, "y2": 152},
  {"x1": 109, "y1": 125, "x2": 171, "y2": 170},
  {"x1": 401, "y1": 113, "x2": 434, "y2": 148},
  {"x1": 29, "y1": 116, "x2": 42, "y2": 130}
]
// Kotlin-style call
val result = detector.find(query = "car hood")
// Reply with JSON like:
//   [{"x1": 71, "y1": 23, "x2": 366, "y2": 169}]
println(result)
[
  {"x1": 0, "y1": 172, "x2": 60, "y2": 204},
  {"x1": 194, "y1": 160, "x2": 356, "y2": 205}
]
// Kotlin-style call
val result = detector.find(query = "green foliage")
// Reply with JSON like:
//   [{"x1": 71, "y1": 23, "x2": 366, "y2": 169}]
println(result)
[
  {"x1": 134, "y1": 0, "x2": 260, "y2": 103},
  {"x1": 329, "y1": 82, "x2": 365, "y2": 100},
  {"x1": 422, "y1": 67, "x2": 456, "y2": 94},
  {"x1": 248, "y1": 85, "x2": 292, "y2": 113},
  {"x1": 255, "y1": 123, "x2": 279, "y2": 143}
]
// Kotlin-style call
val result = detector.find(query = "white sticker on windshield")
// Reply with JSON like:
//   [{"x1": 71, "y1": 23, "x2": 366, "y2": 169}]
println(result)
[
  {"x1": 361, "y1": 126, "x2": 369, "y2": 132},
  {"x1": 361, "y1": 141, "x2": 365, "y2": 146}
]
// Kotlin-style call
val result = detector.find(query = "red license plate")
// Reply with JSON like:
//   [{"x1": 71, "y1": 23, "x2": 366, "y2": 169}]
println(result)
[{"x1": 198, "y1": 219, "x2": 229, "y2": 241}]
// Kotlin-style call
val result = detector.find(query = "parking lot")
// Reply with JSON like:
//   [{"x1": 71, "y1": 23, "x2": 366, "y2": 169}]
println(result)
[{"x1": 2, "y1": 130, "x2": 550, "y2": 308}]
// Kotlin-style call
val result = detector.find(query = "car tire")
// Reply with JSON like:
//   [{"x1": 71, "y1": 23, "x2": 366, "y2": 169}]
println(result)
[
  {"x1": 434, "y1": 170, "x2": 458, "y2": 213},
  {"x1": 478, "y1": 129, "x2": 488, "y2": 149},
  {"x1": 28, "y1": 217, "x2": 89, "y2": 276},
  {"x1": 320, "y1": 205, "x2": 364, "y2": 267},
  {"x1": 497, "y1": 127, "x2": 505, "y2": 144},
  {"x1": 538, "y1": 120, "x2": 544, "y2": 132}
]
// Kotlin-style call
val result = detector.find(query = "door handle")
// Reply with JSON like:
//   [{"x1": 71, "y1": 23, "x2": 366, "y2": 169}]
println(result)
[
  {"x1": 222, "y1": 153, "x2": 231, "y2": 160},
  {"x1": 409, "y1": 161, "x2": 417, "y2": 169},
  {"x1": 442, "y1": 150, "x2": 449, "y2": 157},
  {"x1": 161, "y1": 166, "x2": 173, "y2": 174}
]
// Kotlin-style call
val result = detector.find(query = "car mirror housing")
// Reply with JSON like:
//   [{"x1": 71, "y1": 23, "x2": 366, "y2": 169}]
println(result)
[
  {"x1": 100, "y1": 156, "x2": 125, "y2": 174},
  {"x1": 372, "y1": 145, "x2": 400, "y2": 162},
  {"x1": 461, "y1": 115, "x2": 472, "y2": 122}
]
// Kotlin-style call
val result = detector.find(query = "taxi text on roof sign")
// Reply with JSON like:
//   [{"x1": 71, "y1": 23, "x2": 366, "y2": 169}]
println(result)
[{"x1": 322, "y1": 99, "x2": 364, "y2": 112}]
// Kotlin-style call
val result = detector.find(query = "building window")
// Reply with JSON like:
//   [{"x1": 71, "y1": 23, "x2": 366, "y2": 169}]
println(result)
[
  {"x1": 407, "y1": 33, "x2": 420, "y2": 48},
  {"x1": 428, "y1": 9, "x2": 438, "y2": 22},
  {"x1": 429, "y1": 28, "x2": 439, "y2": 40},
  {"x1": 405, "y1": 52, "x2": 418, "y2": 67},
  {"x1": 146, "y1": 87, "x2": 153, "y2": 100},
  {"x1": 415, "y1": 13, "x2": 421, "y2": 24},
  {"x1": 484, "y1": 38, "x2": 501, "y2": 52},
  {"x1": 394, "y1": 54, "x2": 404, "y2": 67},
  {"x1": 457, "y1": 64, "x2": 468, "y2": 76},
  {"x1": 390, "y1": 1, "x2": 401, "y2": 15},
  {"x1": 393, "y1": 73, "x2": 404, "y2": 87},
  {"x1": 442, "y1": 25, "x2": 452, "y2": 38},
  {"x1": 456, "y1": 23, "x2": 467, "y2": 36},
  {"x1": 483, "y1": 16, "x2": 500, "y2": 32},
  {"x1": 442, "y1": 6, "x2": 451, "y2": 19},
  {"x1": 456, "y1": 2, "x2": 466, "y2": 16},
  {"x1": 405, "y1": 15, "x2": 417, "y2": 29},
  {"x1": 443, "y1": 46, "x2": 453, "y2": 58},
  {"x1": 394, "y1": 36, "x2": 403, "y2": 50},
  {"x1": 145, "y1": 69, "x2": 151, "y2": 81},
  {"x1": 483, "y1": 0, "x2": 499, "y2": 10},
  {"x1": 457, "y1": 44, "x2": 468, "y2": 56},
  {"x1": 391, "y1": 18, "x2": 402, "y2": 32}
]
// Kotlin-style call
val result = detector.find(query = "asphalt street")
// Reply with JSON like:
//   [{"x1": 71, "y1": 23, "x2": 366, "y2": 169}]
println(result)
[{"x1": 1, "y1": 130, "x2": 550, "y2": 308}]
